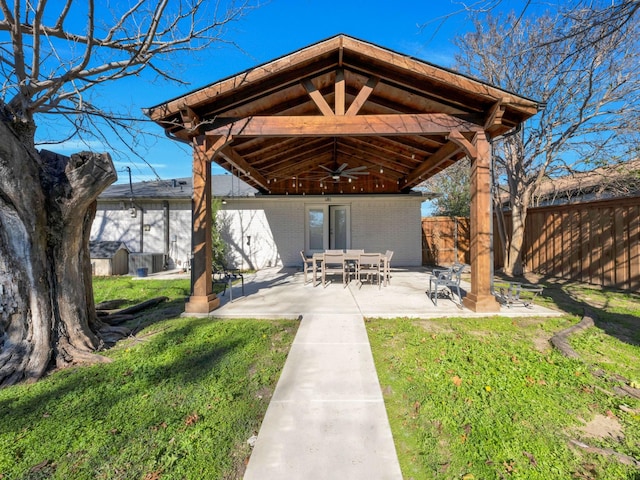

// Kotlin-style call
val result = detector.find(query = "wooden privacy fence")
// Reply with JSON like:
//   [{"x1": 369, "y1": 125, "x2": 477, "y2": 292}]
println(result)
[
  {"x1": 422, "y1": 196, "x2": 640, "y2": 290},
  {"x1": 421, "y1": 217, "x2": 470, "y2": 266},
  {"x1": 496, "y1": 196, "x2": 640, "y2": 290}
]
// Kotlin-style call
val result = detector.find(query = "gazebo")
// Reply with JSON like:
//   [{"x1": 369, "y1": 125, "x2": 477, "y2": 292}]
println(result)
[{"x1": 145, "y1": 34, "x2": 539, "y2": 314}]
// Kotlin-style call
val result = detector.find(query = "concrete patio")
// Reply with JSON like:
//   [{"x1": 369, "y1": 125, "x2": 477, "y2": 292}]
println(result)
[{"x1": 194, "y1": 266, "x2": 559, "y2": 320}]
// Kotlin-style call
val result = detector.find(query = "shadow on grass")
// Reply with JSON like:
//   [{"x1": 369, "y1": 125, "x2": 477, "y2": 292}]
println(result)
[
  {"x1": 0, "y1": 318, "x2": 246, "y2": 439},
  {"x1": 496, "y1": 272, "x2": 640, "y2": 348}
]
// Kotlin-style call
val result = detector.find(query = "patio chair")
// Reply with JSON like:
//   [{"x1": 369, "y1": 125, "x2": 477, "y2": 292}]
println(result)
[
  {"x1": 383, "y1": 250, "x2": 394, "y2": 286},
  {"x1": 212, "y1": 264, "x2": 245, "y2": 301},
  {"x1": 322, "y1": 252, "x2": 347, "y2": 287},
  {"x1": 300, "y1": 251, "x2": 315, "y2": 284},
  {"x1": 428, "y1": 263, "x2": 464, "y2": 307},
  {"x1": 345, "y1": 249, "x2": 364, "y2": 283},
  {"x1": 358, "y1": 253, "x2": 381, "y2": 288}
]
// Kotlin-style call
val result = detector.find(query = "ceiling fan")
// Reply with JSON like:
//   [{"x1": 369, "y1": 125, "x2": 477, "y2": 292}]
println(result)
[{"x1": 319, "y1": 163, "x2": 369, "y2": 182}]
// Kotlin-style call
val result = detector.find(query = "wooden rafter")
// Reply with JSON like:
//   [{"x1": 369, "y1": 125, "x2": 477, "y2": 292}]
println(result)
[
  {"x1": 217, "y1": 145, "x2": 270, "y2": 192},
  {"x1": 249, "y1": 138, "x2": 329, "y2": 168},
  {"x1": 302, "y1": 78, "x2": 335, "y2": 116},
  {"x1": 403, "y1": 142, "x2": 462, "y2": 187},
  {"x1": 346, "y1": 76, "x2": 379, "y2": 116},
  {"x1": 266, "y1": 143, "x2": 332, "y2": 177},
  {"x1": 347, "y1": 137, "x2": 426, "y2": 166},
  {"x1": 337, "y1": 141, "x2": 412, "y2": 176},
  {"x1": 335, "y1": 68, "x2": 345, "y2": 115}
]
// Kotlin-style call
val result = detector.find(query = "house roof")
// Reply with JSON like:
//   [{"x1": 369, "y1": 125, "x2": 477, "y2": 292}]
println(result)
[
  {"x1": 98, "y1": 175, "x2": 257, "y2": 201},
  {"x1": 145, "y1": 34, "x2": 540, "y2": 196},
  {"x1": 89, "y1": 241, "x2": 129, "y2": 259},
  {"x1": 533, "y1": 159, "x2": 640, "y2": 204}
]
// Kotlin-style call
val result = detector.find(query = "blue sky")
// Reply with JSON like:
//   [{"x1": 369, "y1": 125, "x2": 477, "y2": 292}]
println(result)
[{"x1": 35, "y1": 0, "x2": 534, "y2": 184}]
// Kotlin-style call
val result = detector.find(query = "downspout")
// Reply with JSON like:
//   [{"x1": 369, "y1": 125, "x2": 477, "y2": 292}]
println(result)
[
  {"x1": 139, "y1": 208, "x2": 144, "y2": 252},
  {"x1": 163, "y1": 200, "x2": 170, "y2": 269}
]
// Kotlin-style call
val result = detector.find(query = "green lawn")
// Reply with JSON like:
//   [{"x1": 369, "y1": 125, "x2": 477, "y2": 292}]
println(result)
[
  {"x1": 2, "y1": 276, "x2": 639, "y2": 479},
  {"x1": 367, "y1": 281, "x2": 640, "y2": 479},
  {"x1": 0, "y1": 278, "x2": 298, "y2": 479}
]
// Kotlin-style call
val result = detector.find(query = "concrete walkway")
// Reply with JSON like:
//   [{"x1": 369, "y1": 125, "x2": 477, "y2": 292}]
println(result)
[
  {"x1": 243, "y1": 312, "x2": 403, "y2": 479},
  {"x1": 165, "y1": 266, "x2": 558, "y2": 478}
]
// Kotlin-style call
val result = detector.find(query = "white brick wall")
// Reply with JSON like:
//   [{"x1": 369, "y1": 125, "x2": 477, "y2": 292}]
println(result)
[
  {"x1": 93, "y1": 195, "x2": 424, "y2": 272},
  {"x1": 222, "y1": 196, "x2": 423, "y2": 269}
]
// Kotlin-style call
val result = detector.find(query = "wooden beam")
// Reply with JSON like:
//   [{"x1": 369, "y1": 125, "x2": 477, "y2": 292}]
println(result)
[
  {"x1": 448, "y1": 130, "x2": 477, "y2": 159},
  {"x1": 185, "y1": 141, "x2": 220, "y2": 314},
  {"x1": 345, "y1": 76, "x2": 379, "y2": 116},
  {"x1": 302, "y1": 78, "x2": 335, "y2": 116},
  {"x1": 249, "y1": 137, "x2": 329, "y2": 167},
  {"x1": 347, "y1": 137, "x2": 428, "y2": 169},
  {"x1": 463, "y1": 131, "x2": 500, "y2": 312},
  {"x1": 484, "y1": 99, "x2": 506, "y2": 130},
  {"x1": 270, "y1": 155, "x2": 330, "y2": 179},
  {"x1": 206, "y1": 113, "x2": 482, "y2": 138},
  {"x1": 336, "y1": 142, "x2": 411, "y2": 176},
  {"x1": 180, "y1": 106, "x2": 201, "y2": 134},
  {"x1": 204, "y1": 135, "x2": 232, "y2": 156},
  {"x1": 218, "y1": 146, "x2": 271, "y2": 192},
  {"x1": 403, "y1": 142, "x2": 461, "y2": 186},
  {"x1": 335, "y1": 68, "x2": 345, "y2": 116}
]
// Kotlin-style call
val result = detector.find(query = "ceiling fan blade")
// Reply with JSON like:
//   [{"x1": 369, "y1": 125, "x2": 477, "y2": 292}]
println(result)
[
  {"x1": 346, "y1": 165, "x2": 368, "y2": 172},
  {"x1": 337, "y1": 163, "x2": 349, "y2": 173},
  {"x1": 319, "y1": 165, "x2": 334, "y2": 173}
]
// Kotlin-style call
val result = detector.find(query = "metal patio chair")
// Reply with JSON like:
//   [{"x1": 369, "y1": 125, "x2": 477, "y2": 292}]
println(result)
[{"x1": 428, "y1": 263, "x2": 464, "y2": 307}]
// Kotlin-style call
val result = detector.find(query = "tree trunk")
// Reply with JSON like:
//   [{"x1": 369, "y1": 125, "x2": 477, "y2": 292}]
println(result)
[
  {"x1": 504, "y1": 202, "x2": 526, "y2": 276},
  {"x1": 0, "y1": 113, "x2": 117, "y2": 387}
]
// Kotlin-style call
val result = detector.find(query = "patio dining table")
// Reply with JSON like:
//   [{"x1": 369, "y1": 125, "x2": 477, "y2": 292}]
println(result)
[{"x1": 311, "y1": 251, "x2": 390, "y2": 286}]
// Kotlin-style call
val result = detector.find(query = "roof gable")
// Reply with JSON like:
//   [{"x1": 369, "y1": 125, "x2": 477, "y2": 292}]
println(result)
[
  {"x1": 98, "y1": 175, "x2": 257, "y2": 200},
  {"x1": 146, "y1": 34, "x2": 539, "y2": 195},
  {"x1": 89, "y1": 241, "x2": 129, "y2": 258}
]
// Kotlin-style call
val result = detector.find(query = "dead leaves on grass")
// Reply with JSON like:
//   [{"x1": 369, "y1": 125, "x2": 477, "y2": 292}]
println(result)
[{"x1": 184, "y1": 412, "x2": 199, "y2": 426}]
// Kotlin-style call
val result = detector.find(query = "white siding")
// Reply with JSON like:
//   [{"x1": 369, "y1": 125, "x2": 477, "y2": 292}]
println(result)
[{"x1": 91, "y1": 200, "x2": 191, "y2": 270}]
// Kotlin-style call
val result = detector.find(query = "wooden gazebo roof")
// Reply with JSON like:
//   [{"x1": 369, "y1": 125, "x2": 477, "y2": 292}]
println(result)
[{"x1": 146, "y1": 34, "x2": 539, "y2": 196}]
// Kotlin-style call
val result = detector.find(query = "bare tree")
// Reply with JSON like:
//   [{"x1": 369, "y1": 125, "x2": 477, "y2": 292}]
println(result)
[
  {"x1": 0, "y1": 0, "x2": 251, "y2": 386},
  {"x1": 454, "y1": 2, "x2": 640, "y2": 275}
]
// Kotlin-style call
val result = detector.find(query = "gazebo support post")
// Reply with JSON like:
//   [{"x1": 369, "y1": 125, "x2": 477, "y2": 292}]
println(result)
[
  {"x1": 463, "y1": 131, "x2": 500, "y2": 312},
  {"x1": 185, "y1": 138, "x2": 220, "y2": 313}
]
